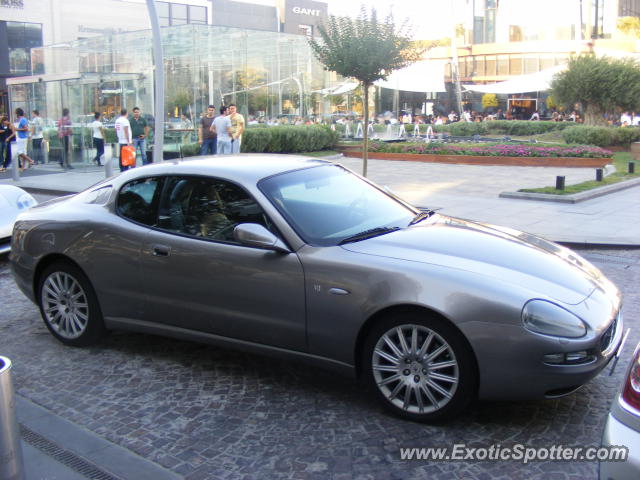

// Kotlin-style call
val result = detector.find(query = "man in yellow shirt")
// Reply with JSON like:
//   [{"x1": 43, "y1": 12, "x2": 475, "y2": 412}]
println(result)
[{"x1": 228, "y1": 104, "x2": 245, "y2": 154}]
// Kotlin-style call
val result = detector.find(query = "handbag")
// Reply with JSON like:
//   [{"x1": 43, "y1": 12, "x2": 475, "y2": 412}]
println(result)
[{"x1": 120, "y1": 145, "x2": 135, "y2": 167}]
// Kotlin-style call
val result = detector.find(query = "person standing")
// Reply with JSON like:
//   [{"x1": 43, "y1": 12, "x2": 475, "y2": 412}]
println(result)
[
  {"x1": 0, "y1": 116, "x2": 13, "y2": 171},
  {"x1": 211, "y1": 106, "x2": 232, "y2": 154},
  {"x1": 129, "y1": 107, "x2": 149, "y2": 165},
  {"x1": 8, "y1": 108, "x2": 34, "y2": 170},
  {"x1": 30, "y1": 110, "x2": 44, "y2": 165},
  {"x1": 57, "y1": 107, "x2": 73, "y2": 168},
  {"x1": 228, "y1": 104, "x2": 245, "y2": 154},
  {"x1": 199, "y1": 105, "x2": 217, "y2": 155},
  {"x1": 89, "y1": 112, "x2": 106, "y2": 166},
  {"x1": 115, "y1": 108, "x2": 132, "y2": 172}
]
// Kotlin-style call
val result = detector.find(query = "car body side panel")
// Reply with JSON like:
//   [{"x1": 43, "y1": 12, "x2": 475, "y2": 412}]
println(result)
[
  {"x1": 11, "y1": 203, "x2": 148, "y2": 321},
  {"x1": 140, "y1": 229, "x2": 307, "y2": 351},
  {"x1": 299, "y1": 244, "x2": 531, "y2": 365}
]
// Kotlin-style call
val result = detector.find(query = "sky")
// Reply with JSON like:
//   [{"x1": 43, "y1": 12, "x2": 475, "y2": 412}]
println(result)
[
  {"x1": 325, "y1": 0, "x2": 455, "y2": 39},
  {"x1": 243, "y1": 0, "x2": 457, "y2": 40}
]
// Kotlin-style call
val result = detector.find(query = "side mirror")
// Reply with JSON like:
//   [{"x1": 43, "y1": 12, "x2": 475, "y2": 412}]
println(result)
[{"x1": 233, "y1": 223, "x2": 290, "y2": 253}]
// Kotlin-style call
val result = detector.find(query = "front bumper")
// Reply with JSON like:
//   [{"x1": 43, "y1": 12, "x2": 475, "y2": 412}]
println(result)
[{"x1": 465, "y1": 308, "x2": 624, "y2": 401}]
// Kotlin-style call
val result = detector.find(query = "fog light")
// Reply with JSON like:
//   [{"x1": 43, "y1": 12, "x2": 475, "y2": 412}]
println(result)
[
  {"x1": 566, "y1": 351, "x2": 589, "y2": 362},
  {"x1": 543, "y1": 353, "x2": 565, "y2": 364},
  {"x1": 544, "y1": 351, "x2": 593, "y2": 365}
]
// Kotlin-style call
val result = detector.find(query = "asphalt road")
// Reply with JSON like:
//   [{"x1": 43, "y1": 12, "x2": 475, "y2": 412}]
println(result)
[{"x1": 0, "y1": 247, "x2": 638, "y2": 480}]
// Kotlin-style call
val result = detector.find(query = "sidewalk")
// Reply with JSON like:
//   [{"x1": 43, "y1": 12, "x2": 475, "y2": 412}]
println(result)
[
  {"x1": 17, "y1": 394, "x2": 181, "y2": 480},
  {"x1": 2, "y1": 156, "x2": 638, "y2": 246}
]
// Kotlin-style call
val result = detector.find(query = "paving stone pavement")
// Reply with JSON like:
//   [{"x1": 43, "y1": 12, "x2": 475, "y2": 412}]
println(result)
[{"x1": 1, "y1": 248, "x2": 639, "y2": 480}]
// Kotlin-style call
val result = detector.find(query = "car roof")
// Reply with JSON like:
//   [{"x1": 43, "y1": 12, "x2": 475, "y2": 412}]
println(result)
[{"x1": 117, "y1": 154, "x2": 332, "y2": 185}]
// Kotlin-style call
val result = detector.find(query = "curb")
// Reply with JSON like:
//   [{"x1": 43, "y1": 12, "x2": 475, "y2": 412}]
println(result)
[
  {"x1": 499, "y1": 176, "x2": 640, "y2": 203},
  {"x1": 17, "y1": 394, "x2": 182, "y2": 480}
]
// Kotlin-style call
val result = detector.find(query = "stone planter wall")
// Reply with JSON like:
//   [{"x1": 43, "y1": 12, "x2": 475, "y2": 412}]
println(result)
[{"x1": 339, "y1": 150, "x2": 612, "y2": 168}]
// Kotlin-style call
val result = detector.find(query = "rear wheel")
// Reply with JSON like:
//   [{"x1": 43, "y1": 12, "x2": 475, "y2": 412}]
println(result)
[
  {"x1": 362, "y1": 312, "x2": 476, "y2": 422},
  {"x1": 37, "y1": 261, "x2": 105, "y2": 346}
]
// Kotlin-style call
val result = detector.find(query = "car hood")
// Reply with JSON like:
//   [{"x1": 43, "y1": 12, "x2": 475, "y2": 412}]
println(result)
[{"x1": 340, "y1": 215, "x2": 607, "y2": 305}]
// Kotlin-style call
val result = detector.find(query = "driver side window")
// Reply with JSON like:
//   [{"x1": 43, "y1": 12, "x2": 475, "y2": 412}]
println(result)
[{"x1": 157, "y1": 176, "x2": 272, "y2": 243}]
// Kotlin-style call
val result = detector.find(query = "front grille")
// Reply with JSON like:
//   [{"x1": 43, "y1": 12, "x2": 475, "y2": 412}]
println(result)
[{"x1": 600, "y1": 312, "x2": 619, "y2": 353}]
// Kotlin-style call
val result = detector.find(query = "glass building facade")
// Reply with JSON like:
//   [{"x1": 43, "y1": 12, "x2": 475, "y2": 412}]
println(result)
[{"x1": 8, "y1": 23, "x2": 338, "y2": 159}]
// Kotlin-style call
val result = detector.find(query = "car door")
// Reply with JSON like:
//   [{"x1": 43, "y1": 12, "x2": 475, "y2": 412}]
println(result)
[
  {"x1": 88, "y1": 177, "x2": 163, "y2": 322},
  {"x1": 140, "y1": 175, "x2": 307, "y2": 352}
]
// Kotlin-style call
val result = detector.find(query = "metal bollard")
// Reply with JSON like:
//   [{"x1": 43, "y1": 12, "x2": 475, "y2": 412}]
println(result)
[
  {"x1": 555, "y1": 176, "x2": 565, "y2": 190},
  {"x1": 596, "y1": 168, "x2": 603, "y2": 182},
  {"x1": 104, "y1": 144, "x2": 114, "y2": 178},
  {"x1": 10, "y1": 150, "x2": 19, "y2": 182},
  {"x1": 0, "y1": 356, "x2": 25, "y2": 480}
]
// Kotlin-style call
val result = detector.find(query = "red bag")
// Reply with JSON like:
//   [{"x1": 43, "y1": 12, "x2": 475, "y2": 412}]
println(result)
[{"x1": 121, "y1": 145, "x2": 135, "y2": 167}]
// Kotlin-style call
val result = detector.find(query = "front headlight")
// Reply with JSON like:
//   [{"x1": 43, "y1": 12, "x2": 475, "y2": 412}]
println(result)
[
  {"x1": 17, "y1": 193, "x2": 37, "y2": 210},
  {"x1": 522, "y1": 299, "x2": 587, "y2": 338}
]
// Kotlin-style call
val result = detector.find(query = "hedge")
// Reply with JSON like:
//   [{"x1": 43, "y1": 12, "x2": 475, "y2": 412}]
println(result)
[
  {"x1": 179, "y1": 125, "x2": 339, "y2": 157},
  {"x1": 562, "y1": 126, "x2": 640, "y2": 147},
  {"x1": 242, "y1": 125, "x2": 339, "y2": 153},
  {"x1": 429, "y1": 120, "x2": 576, "y2": 136}
]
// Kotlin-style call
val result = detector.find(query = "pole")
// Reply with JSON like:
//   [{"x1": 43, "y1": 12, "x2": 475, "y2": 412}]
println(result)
[
  {"x1": 146, "y1": 0, "x2": 164, "y2": 163},
  {"x1": 450, "y1": 2, "x2": 464, "y2": 116}
]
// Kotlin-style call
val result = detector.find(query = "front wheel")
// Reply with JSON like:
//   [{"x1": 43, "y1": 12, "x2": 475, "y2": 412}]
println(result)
[
  {"x1": 362, "y1": 313, "x2": 477, "y2": 422},
  {"x1": 37, "y1": 261, "x2": 106, "y2": 347}
]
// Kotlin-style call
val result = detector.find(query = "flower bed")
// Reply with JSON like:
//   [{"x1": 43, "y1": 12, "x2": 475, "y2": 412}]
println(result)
[
  {"x1": 369, "y1": 141, "x2": 613, "y2": 158},
  {"x1": 338, "y1": 141, "x2": 613, "y2": 167}
]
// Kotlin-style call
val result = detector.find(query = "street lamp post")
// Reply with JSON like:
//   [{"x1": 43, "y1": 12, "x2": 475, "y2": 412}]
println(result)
[{"x1": 145, "y1": 0, "x2": 164, "y2": 163}]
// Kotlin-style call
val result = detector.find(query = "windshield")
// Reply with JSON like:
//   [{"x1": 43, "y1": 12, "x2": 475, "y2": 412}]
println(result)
[{"x1": 259, "y1": 165, "x2": 416, "y2": 246}]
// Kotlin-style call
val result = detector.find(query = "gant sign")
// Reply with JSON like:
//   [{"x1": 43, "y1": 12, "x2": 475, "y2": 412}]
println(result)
[{"x1": 292, "y1": 6, "x2": 321, "y2": 16}]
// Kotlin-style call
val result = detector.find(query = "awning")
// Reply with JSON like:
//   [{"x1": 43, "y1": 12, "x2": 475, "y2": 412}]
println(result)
[
  {"x1": 332, "y1": 82, "x2": 359, "y2": 95},
  {"x1": 463, "y1": 64, "x2": 566, "y2": 94},
  {"x1": 374, "y1": 60, "x2": 447, "y2": 93}
]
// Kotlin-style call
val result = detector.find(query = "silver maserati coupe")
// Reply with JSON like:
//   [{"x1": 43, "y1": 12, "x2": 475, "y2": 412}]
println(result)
[{"x1": 10, "y1": 155, "x2": 625, "y2": 422}]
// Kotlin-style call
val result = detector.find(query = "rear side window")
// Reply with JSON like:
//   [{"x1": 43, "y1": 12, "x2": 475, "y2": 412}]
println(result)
[{"x1": 117, "y1": 177, "x2": 162, "y2": 226}]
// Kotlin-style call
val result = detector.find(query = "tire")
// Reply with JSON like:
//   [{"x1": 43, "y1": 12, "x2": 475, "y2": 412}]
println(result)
[
  {"x1": 37, "y1": 261, "x2": 106, "y2": 347},
  {"x1": 362, "y1": 312, "x2": 477, "y2": 422}
]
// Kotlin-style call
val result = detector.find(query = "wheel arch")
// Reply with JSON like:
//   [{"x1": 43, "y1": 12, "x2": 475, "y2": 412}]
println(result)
[
  {"x1": 33, "y1": 254, "x2": 87, "y2": 298},
  {"x1": 353, "y1": 304, "x2": 480, "y2": 385}
]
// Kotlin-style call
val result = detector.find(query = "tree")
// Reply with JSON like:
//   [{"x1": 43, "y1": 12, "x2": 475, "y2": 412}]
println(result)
[
  {"x1": 550, "y1": 55, "x2": 640, "y2": 125},
  {"x1": 617, "y1": 16, "x2": 640, "y2": 38},
  {"x1": 481, "y1": 93, "x2": 498, "y2": 111},
  {"x1": 309, "y1": 7, "x2": 423, "y2": 176}
]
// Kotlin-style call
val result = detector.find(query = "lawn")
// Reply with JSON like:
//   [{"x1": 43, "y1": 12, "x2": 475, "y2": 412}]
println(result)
[{"x1": 518, "y1": 152, "x2": 639, "y2": 195}]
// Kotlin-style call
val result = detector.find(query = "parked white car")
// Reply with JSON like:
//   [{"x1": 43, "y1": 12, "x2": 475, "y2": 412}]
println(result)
[
  {"x1": 600, "y1": 339, "x2": 640, "y2": 479},
  {"x1": 0, "y1": 185, "x2": 38, "y2": 254}
]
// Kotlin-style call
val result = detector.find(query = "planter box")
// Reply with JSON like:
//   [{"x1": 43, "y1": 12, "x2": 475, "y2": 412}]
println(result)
[{"x1": 339, "y1": 150, "x2": 612, "y2": 168}]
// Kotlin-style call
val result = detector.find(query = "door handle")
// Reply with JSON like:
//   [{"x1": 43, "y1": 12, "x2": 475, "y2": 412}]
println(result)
[{"x1": 152, "y1": 244, "x2": 171, "y2": 257}]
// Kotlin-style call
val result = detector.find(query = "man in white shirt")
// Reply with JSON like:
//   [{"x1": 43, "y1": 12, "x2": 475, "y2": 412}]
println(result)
[
  {"x1": 30, "y1": 109, "x2": 44, "y2": 164},
  {"x1": 620, "y1": 111, "x2": 632, "y2": 126},
  {"x1": 89, "y1": 112, "x2": 106, "y2": 166},
  {"x1": 115, "y1": 108, "x2": 132, "y2": 171},
  {"x1": 211, "y1": 106, "x2": 232, "y2": 154}
]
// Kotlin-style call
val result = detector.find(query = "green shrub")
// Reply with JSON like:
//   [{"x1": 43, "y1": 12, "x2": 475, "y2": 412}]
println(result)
[
  {"x1": 562, "y1": 126, "x2": 616, "y2": 146},
  {"x1": 433, "y1": 120, "x2": 577, "y2": 137},
  {"x1": 242, "y1": 125, "x2": 338, "y2": 153},
  {"x1": 181, "y1": 143, "x2": 200, "y2": 157}
]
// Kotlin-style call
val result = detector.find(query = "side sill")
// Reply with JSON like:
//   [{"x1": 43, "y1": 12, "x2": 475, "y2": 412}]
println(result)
[{"x1": 104, "y1": 317, "x2": 357, "y2": 378}]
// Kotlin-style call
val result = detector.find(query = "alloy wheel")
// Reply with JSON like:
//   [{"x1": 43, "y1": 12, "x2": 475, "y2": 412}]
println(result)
[
  {"x1": 371, "y1": 324, "x2": 459, "y2": 414},
  {"x1": 41, "y1": 271, "x2": 90, "y2": 340}
]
